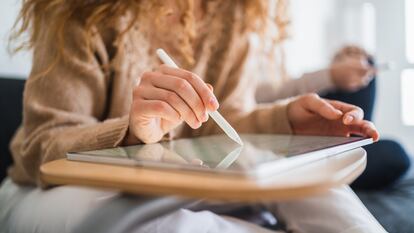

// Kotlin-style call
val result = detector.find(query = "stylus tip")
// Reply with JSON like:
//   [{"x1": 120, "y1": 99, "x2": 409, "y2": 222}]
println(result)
[{"x1": 233, "y1": 135, "x2": 244, "y2": 146}]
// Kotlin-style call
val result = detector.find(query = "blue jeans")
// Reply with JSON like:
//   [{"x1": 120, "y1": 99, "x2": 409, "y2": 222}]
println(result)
[{"x1": 323, "y1": 77, "x2": 411, "y2": 190}]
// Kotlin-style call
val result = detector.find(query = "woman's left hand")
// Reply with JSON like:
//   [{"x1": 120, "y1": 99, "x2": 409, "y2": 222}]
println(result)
[
  {"x1": 287, "y1": 93, "x2": 380, "y2": 141},
  {"x1": 330, "y1": 45, "x2": 376, "y2": 92}
]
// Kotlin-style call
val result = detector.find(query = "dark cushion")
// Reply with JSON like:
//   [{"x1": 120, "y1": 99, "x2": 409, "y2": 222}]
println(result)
[
  {"x1": 0, "y1": 77, "x2": 25, "y2": 182},
  {"x1": 357, "y1": 171, "x2": 414, "y2": 233}
]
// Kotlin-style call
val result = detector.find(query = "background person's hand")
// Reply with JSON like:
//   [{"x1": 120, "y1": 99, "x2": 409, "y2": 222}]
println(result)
[
  {"x1": 125, "y1": 65, "x2": 219, "y2": 144},
  {"x1": 287, "y1": 94, "x2": 380, "y2": 141},
  {"x1": 333, "y1": 45, "x2": 369, "y2": 62},
  {"x1": 330, "y1": 45, "x2": 376, "y2": 92}
]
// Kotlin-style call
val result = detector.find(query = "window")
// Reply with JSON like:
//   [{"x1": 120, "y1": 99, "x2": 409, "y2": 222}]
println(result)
[
  {"x1": 406, "y1": 0, "x2": 414, "y2": 63},
  {"x1": 361, "y1": 2, "x2": 376, "y2": 53},
  {"x1": 402, "y1": 0, "x2": 414, "y2": 126},
  {"x1": 401, "y1": 70, "x2": 414, "y2": 125}
]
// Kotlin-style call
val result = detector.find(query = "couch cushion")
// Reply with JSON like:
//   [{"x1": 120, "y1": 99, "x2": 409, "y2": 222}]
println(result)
[
  {"x1": 0, "y1": 78, "x2": 25, "y2": 182},
  {"x1": 357, "y1": 172, "x2": 414, "y2": 233}
]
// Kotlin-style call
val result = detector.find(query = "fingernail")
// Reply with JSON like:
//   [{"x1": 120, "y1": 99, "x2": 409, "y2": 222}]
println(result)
[
  {"x1": 199, "y1": 112, "x2": 207, "y2": 122},
  {"x1": 344, "y1": 115, "x2": 353, "y2": 124},
  {"x1": 209, "y1": 98, "x2": 219, "y2": 110},
  {"x1": 335, "y1": 109, "x2": 343, "y2": 115},
  {"x1": 191, "y1": 159, "x2": 204, "y2": 166}
]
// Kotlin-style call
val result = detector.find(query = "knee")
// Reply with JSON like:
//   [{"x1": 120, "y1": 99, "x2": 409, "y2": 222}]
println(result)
[
  {"x1": 375, "y1": 140, "x2": 411, "y2": 174},
  {"x1": 353, "y1": 140, "x2": 411, "y2": 190}
]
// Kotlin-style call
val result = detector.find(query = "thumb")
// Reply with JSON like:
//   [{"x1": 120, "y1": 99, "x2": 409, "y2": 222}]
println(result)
[{"x1": 301, "y1": 94, "x2": 343, "y2": 120}]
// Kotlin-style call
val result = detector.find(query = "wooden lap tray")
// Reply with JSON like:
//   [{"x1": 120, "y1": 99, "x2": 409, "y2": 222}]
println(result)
[{"x1": 41, "y1": 148, "x2": 366, "y2": 202}]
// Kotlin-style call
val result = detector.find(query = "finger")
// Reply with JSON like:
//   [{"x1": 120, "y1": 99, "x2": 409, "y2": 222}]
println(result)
[
  {"x1": 158, "y1": 65, "x2": 219, "y2": 111},
  {"x1": 347, "y1": 74, "x2": 369, "y2": 91},
  {"x1": 344, "y1": 46, "x2": 367, "y2": 57},
  {"x1": 190, "y1": 158, "x2": 204, "y2": 166},
  {"x1": 206, "y1": 83, "x2": 214, "y2": 92},
  {"x1": 139, "y1": 86, "x2": 203, "y2": 128},
  {"x1": 346, "y1": 121, "x2": 380, "y2": 141},
  {"x1": 133, "y1": 99, "x2": 181, "y2": 124},
  {"x1": 368, "y1": 67, "x2": 377, "y2": 77},
  {"x1": 361, "y1": 73, "x2": 375, "y2": 87},
  {"x1": 355, "y1": 121, "x2": 379, "y2": 141},
  {"x1": 346, "y1": 64, "x2": 374, "y2": 89},
  {"x1": 335, "y1": 46, "x2": 368, "y2": 63},
  {"x1": 362, "y1": 121, "x2": 380, "y2": 141},
  {"x1": 346, "y1": 58, "x2": 370, "y2": 72},
  {"x1": 301, "y1": 94, "x2": 343, "y2": 120},
  {"x1": 206, "y1": 84, "x2": 214, "y2": 118},
  {"x1": 327, "y1": 100, "x2": 364, "y2": 124},
  {"x1": 148, "y1": 73, "x2": 209, "y2": 123},
  {"x1": 343, "y1": 108, "x2": 364, "y2": 125}
]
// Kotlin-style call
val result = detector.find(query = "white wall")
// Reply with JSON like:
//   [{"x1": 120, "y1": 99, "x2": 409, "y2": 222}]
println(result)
[
  {"x1": 285, "y1": 0, "x2": 413, "y2": 156},
  {"x1": 284, "y1": 0, "x2": 337, "y2": 77},
  {"x1": 284, "y1": 0, "x2": 377, "y2": 82},
  {"x1": 369, "y1": 0, "x2": 414, "y2": 155},
  {"x1": 0, "y1": 0, "x2": 31, "y2": 78}
]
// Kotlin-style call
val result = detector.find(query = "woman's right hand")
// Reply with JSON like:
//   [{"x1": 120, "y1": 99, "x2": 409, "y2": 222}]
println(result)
[
  {"x1": 287, "y1": 93, "x2": 379, "y2": 141},
  {"x1": 125, "y1": 65, "x2": 219, "y2": 144}
]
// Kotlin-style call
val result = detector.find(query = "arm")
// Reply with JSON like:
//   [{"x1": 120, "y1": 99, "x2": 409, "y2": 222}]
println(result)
[
  {"x1": 9, "y1": 19, "x2": 129, "y2": 185},
  {"x1": 192, "y1": 34, "x2": 378, "y2": 142},
  {"x1": 255, "y1": 69, "x2": 335, "y2": 103},
  {"x1": 256, "y1": 45, "x2": 377, "y2": 103}
]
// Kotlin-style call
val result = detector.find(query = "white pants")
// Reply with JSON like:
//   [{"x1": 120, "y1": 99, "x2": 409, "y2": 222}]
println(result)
[{"x1": 0, "y1": 178, "x2": 386, "y2": 233}]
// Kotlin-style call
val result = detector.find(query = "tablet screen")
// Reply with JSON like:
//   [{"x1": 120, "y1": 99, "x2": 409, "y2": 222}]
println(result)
[{"x1": 71, "y1": 134, "x2": 371, "y2": 175}]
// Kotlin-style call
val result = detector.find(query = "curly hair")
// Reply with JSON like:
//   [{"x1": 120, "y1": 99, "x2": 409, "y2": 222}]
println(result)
[{"x1": 10, "y1": 0, "x2": 290, "y2": 74}]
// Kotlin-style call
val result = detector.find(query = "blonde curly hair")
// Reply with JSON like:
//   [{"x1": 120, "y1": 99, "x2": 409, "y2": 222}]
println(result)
[{"x1": 10, "y1": 0, "x2": 290, "y2": 74}]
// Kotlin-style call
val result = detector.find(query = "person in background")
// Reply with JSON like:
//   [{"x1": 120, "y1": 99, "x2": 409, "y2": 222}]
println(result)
[
  {"x1": 255, "y1": 7, "x2": 411, "y2": 191},
  {"x1": 0, "y1": 0, "x2": 386, "y2": 233},
  {"x1": 326, "y1": 47, "x2": 411, "y2": 190}
]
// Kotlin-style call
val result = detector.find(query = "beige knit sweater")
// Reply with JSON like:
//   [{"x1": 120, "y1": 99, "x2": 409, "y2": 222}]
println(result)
[{"x1": 9, "y1": 4, "x2": 292, "y2": 186}]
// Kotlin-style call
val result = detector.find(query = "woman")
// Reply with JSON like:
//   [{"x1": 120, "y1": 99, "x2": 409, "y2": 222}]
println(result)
[{"x1": 0, "y1": 0, "x2": 385, "y2": 232}]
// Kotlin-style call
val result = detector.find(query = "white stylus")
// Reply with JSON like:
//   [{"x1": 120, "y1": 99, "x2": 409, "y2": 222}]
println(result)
[{"x1": 156, "y1": 48, "x2": 243, "y2": 145}]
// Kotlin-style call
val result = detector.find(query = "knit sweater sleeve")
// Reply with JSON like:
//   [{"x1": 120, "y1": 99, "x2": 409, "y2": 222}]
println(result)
[
  {"x1": 9, "y1": 18, "x2": 130, "y2": 186},
  {"x1": 255, "y1": 70, "x2": 336, "y2": 103}
]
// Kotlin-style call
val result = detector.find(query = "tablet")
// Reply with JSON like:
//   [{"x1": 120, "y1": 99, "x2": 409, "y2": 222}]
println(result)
[{"x1": 67, "y1": 134, "x2": 373, "y2": 178}]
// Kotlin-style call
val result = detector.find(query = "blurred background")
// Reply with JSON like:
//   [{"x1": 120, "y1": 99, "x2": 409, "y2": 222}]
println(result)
[{"x1": 1, "y1": 0, "x2": 413, "y2": 156}]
